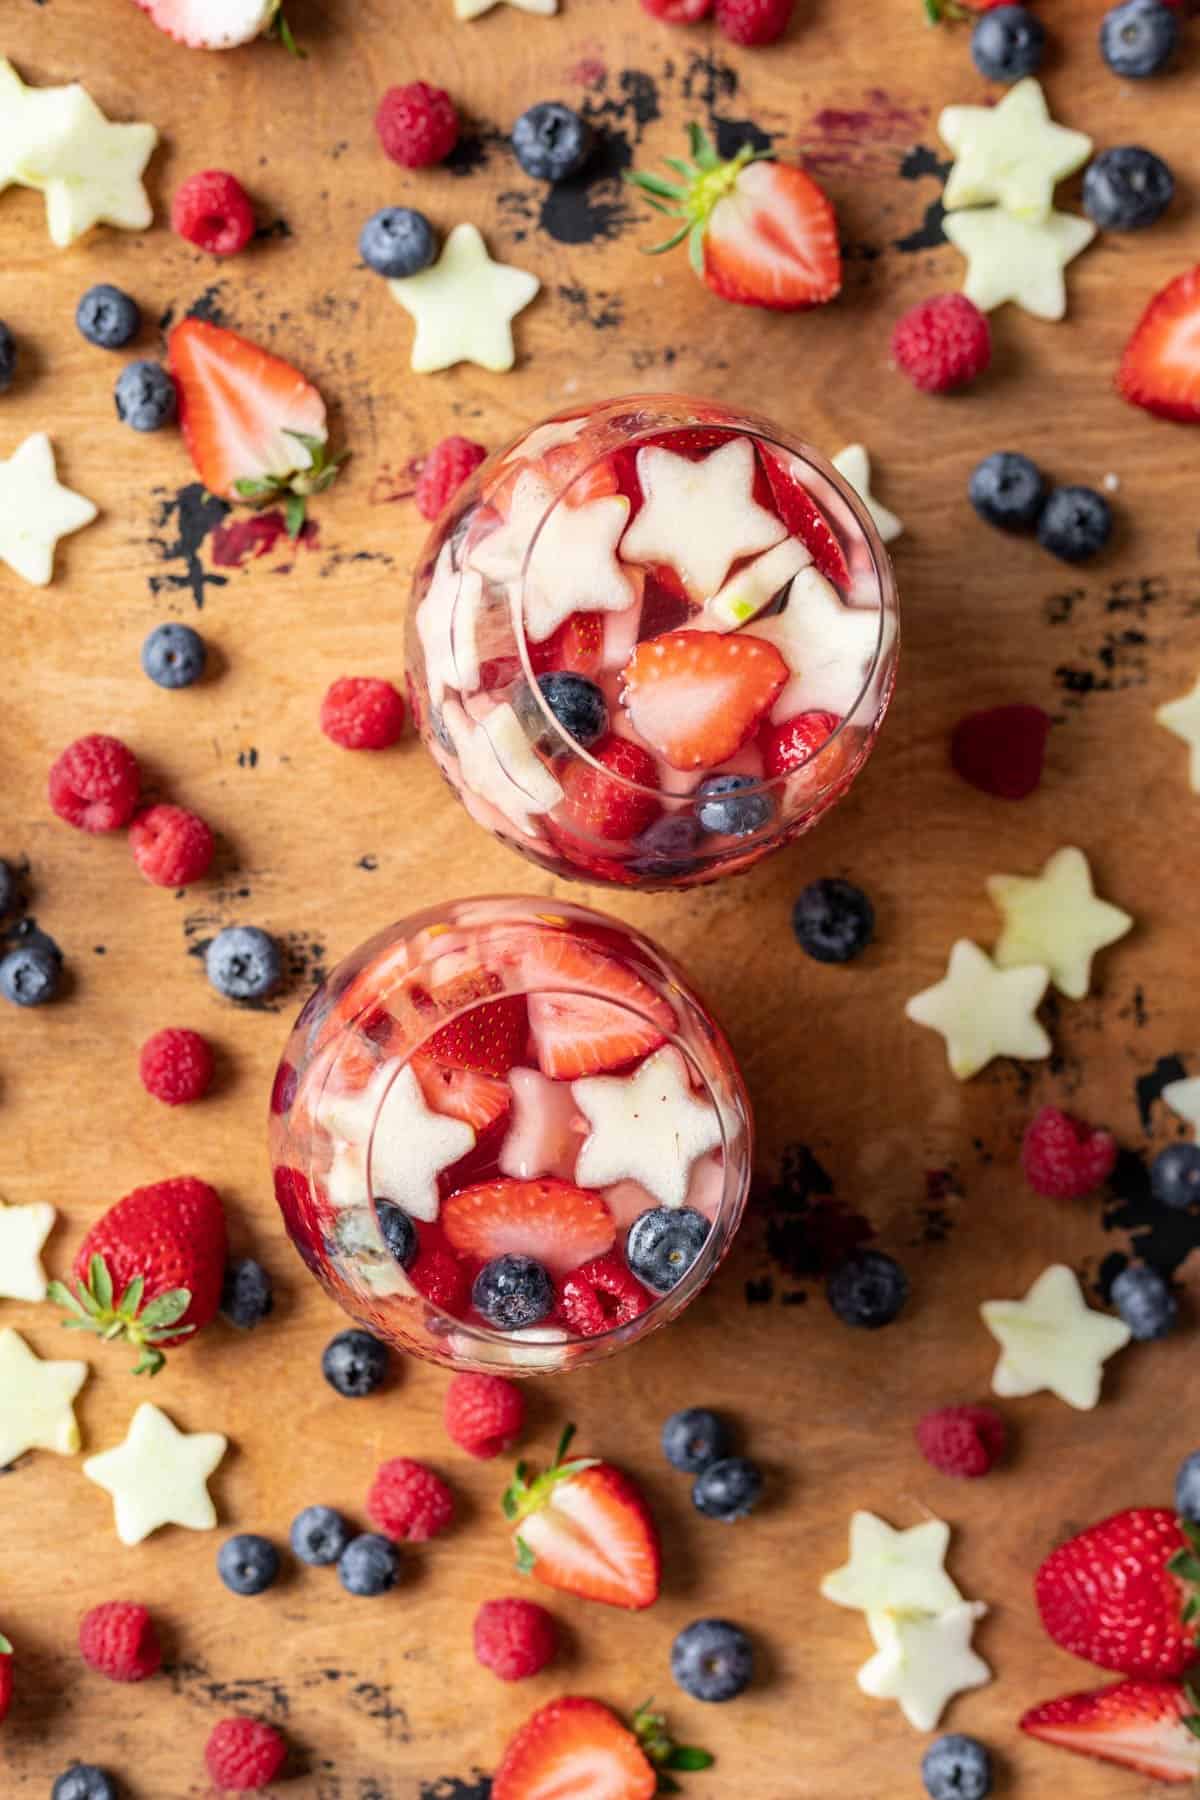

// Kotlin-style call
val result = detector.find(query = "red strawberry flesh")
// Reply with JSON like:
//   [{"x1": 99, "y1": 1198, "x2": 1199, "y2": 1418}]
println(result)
[{"x1": 1021, "y1": 1678, "x2": 1200, "y2": 1784}]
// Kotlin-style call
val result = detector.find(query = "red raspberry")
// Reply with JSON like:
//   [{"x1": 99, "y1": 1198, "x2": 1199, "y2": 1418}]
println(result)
[
  {"x1": 714, "y1": 0, "x2": 794, "y2": 44},
  {"x1": 891, "y1": 293, "x2": 991, "y2": 395},
  {"x1": 950, "y1": 704, "x2": 1050, "y2": 801},
  {"x1": 1021, "y1": 1105, "x2": 1118, "y2": 1200},
  {"x1": 375, "y1": 82, "x2": 460, "y2": 169},
  {"x1": 78, "y1": 1602, "x2": 162, "y2": 1683},
  {"x1": 640, "y1": 0, "x2": 714, "y2": 21},
  {"x1": 916, "y1": 1405, "x2": 1007, "y2": 1479},
  {"x1": 415, "y1": 435, "x2": 488, "y2": 522},
  {"x1": 0, "y1": 1635, "x2": 13, "y2": 1723},
  {"x1": 761, "y1": 710, "x2": 841, "y2": 778},
  {"x1": 320, "y1": 677, "x2": 406, "y2": 750},
  {"x1": 138, "y1": 1027, "x2": 214, "y2": 1105},
  {"x1": 129, "y1": 804, "x2": 214, "y2": 887},
  {"x1": 444, "y1": 1371, "x2": 526, "y2": 1460},
  {"x1": 557, "y1": 1253, "x2": 652, "y2": 1338},
  {"x1": 204, "y1": 1718, "x2": 288, "y2": 1792},
  {"x1": 48, "y1": 734, "x2": 140, "y2": 833},
  {"x1": 410, "y1": 1241, "x2": 472, "y2": 1315},
  {"x1": 171, "y1": 170, "x2": 256, "y2": 257},
  {"x1": 473, "y1": 1596, "x2": 558, "y2": 1681},
  {"x1": 366, "y1": 1457, "x2": 456, "y2": 1541}
]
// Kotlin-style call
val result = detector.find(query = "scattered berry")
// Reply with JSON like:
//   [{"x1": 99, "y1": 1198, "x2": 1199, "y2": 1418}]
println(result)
[
  {"x1": 367, "y1": 1458, "x2": 455, "y2": 1542},
  {"x1": 172, "y1": 169, "x2": 256, "y2": 256},
  {"x1": 917, "y1": 1405, "x2": 1007, "y2": 1479},
  {"x1": 0, "y1": 320, "x2": 15, "y2": 392},
  {"x1": 891, "y1": 293, "x2": 991, "y2": 394},
  {"x1": 557, "y1": 733, "x2": 661, "y2": 842},
  {"x1": 474, "y1": 1597, "x2": 558, "y2": 1681},
  {"x1": 511, "y1": 102, "x2": 594, "y2": 182},
  {"x1": 1111, "y1": 1264, "x2": 1177, "y2": 1339},
  {"x1": 51, "y1": 1771, "x2": 117, "y2": 1800},
  {"x1": 1119, "y1": 265, "x2": 1200, "y2": 420},
  {"x1": 141, "y1": 621, "x2": 207, "y2": 689},
  {"x1": 1175, "y1": 1451, "x2": 1200, "y2": 1522},
  {"x1": 129, "y1": 804, "x2": 214, "y2": 887},
  {"x1": 531, "y1": 672, "x2": 608, "y2": 747},
  {"x1": 415, "y1": 434, "x2": 488, "y2": 521},
  {"x1": 376, "y1": 1201, "x2": 419, "y2": 1267},
  {"x1": 1021, "y1": 1105, "x2": 1117, "y2": 1200},
  {"x1": 114, "y1": 359, "x2": 177, "y2": 431},
  {"x1": 291, "y1": 1504, "x2": 352, "y2": 1566},
  {"x1": 473, "y1": 1253, "x2": 555, "y2": 1330},
  {"x1": 205, "y1": 925, "x2": 282, "y2": 1000},
  {"x1": 217, "y1": 1534, "x2": 281, "y2": 1596},
  {"x1": 0, "y1": 941, "x2": 62, "y2": 1007},
  {"x1": 791, "y1": 877, "x2": 875, "y2": 964},
  {"x1": 696, "y1": 774, "x2": 773, "y2": 838},
  {"x1": 922, "y1": 1735, "x2": 993, "y2": 1800},
  {"x1": 950, "y1": 703, "x2": 1050, "y2": 800},
  {"x1": 320, "y1": 676, "x2": 406, "y2": 750},
  {"x1": 640, "y1": 0, "x2": 714, "y2": 17},
  {"x1": 626, "y1": 1206, "x2": 708, "y2": 1293},
  {"x1": 48, "y1": 734, "x2": 140, "y2": 832},
  {"x1": 204, "y1": 1717, "x2": 288, "y2": 1791},
  {"x1": 138, "y1": 1026, "x2": 214, "y2": 1104},
  {"x1": 78, "y1": 1601, "x2": 162, "y2": 1683},
  {"x1": 1035, "y1": 1506, "x2": 1200, "y2": 1678},
  {"x1": 221, "y1": 1257, "x2": 274, "y2": 1329},
  {"x1": 671, "y1": 1618, "x2": 754, "y2": 1701},
  {"x1": 1083, "y1": 146, "x2": 1174, "y2": 230},
  {"x1": 1037, "y1": 485, "x2": 1112, "y2": 563},
  {"x1": 322, "y1": 1328, "x2": 389, "y2": 1397},
  {"x1": 826, "y1": 1250, "x2": 909, "y2": 1328},
  {"x1": 492, "y1": 1697, "x2": 660, "y2": 1800},
  {"x1": 761, "y1": 709, "x2": 841, "y2": 778},
  {"x1": 557, "y1": 1252, "x2": 652, "y2": 1336},
  {"x1": 714, "y1": 0, "x2": 795, "y2": 45},
  {"x1": 692, "y1": 1456, "x2": 764, "y2": 1522},
  {"x1": 1100, "y1": 0, "x2": 1178, "y2": 77},
  {"x1": 359, "y1": 205, "x2": 437, "y2": 278},
  {"x1": 375, "y1": 81, "x2": 459, "y2": 168},
  {"x1": 76, "y1": 283, "x2": 141, "y2": 350},
  {"x1": 502, "y1": 1435, "x2": 662, "y2": 1610},
  {"x1": 971, "y1": 4, "x2": 1045, "y2": 80},
  {"x1": 662, "y1": 1408, "x2": 729, "y2": 1474},
  {"x1": 1151, "y1": 1142, "x2": 1200, "y2": 1210},
  {"x1": 968, "y1": 450, "x2": 1047, "y2": 531},
  {"x1": 444, "y1": 1371, "x2": 526, "y2": 1459},
  {"x1": 338, "y1": 1532, "x2": 400, "y2": 1597}
]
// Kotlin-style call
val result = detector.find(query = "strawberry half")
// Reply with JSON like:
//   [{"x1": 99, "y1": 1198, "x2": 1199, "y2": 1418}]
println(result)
[
  {"x1": 1035, "y1": 1507, "x2": 1200, "y2": 1680},
  {"x1": 529, "y1": 611, "x2": 606, "y2": 677},
  {"x1": 424, "y1": 995, "x2": 527, "y2": 1076},
  {"x1": 504, "y1": 1426, "x2": 662, "y2": 1610},
  {"x1": 557, "y1": 735, "x2": 661, "y2": 843},
  {"x1": 515, "y1": 931, "x2": 676, "y2": 1079},
  {"x1": 168, "y1": 318, "x2": 343, "y2": 532},
  {"x1": 760, "y1": 449, "x2": 851, "y2": 588},
  {"x1": 492, "y1": 1696, "x2": 711, "y2": 1800},
  {"x1": 761, "y1": 709, "x2": 842, "y2": 778},
  {"x1": 132, "y1": 0, "x2": 295, "y2": 50},
  {"x1": 442, "y1": 1178, "x2": 616, "y2": 1276},
  {"x1": 1021, "y1": 1678, "x2": 1200, "y2": 1784},
  {"x1": 622, "y1": 628, "x2": 787, "y2": 771},
  {"x1": 627, "y1": 124, "x2": 841, "y2": 312},
  {"x1": 1118, "y1": 265, "x2": 1200, "y2": 422},
  {"x1": 412, "y1": 1059, "x2": 512, "y2": 1134}
]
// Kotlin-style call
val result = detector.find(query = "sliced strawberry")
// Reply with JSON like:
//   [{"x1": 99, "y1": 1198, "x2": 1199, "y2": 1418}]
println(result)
[
  {"x1": 1118, "y1": 265, "x2": 1200, "y2": 422},
  {"x1": 505, "y1": 1427, "x2": 662, "y2": 1611},
  {"x1": 760, "y1": 450, "x2": 851, "y2": 588},
  {"x1": 412, "y1": 1059, "x2": 512, "y2": 1133},
  {"x1": 529, "y1": 612, "x2": 606, "y2": 676},
  {"x1": 622, "y1": 629, "x2": 787, "y2": 771},
  {"x1": 557, "y1": 1254, "x2": 652, "y2": 1337},
  {"x1": 492, "y1": 1697, "x2": 656, "y2": 1800},
  {"x1": 442, "y1": 1178, "x2": 615, "y2": 1275},
  {"x1": 516, "y1": 932, "x2": 675, "y2": 1079},
  {"x1": 1021, "y1": 1679, "x2": 1200, "y2": 1784},
  {"x1": 409, "y1": 1223, "x2": 473, "y2": 1316},
  {"x1": 424, "y1": 995, "x2": 527, "y2": 1076},
  {"x1": 761, "y1": 709, "x2": 841, "y2": 777},
  {"x1": 557, "y1": 735, "x2": 661, "y2": 843},
  {"x1": 134, "y1": 0, "x2": 280, "y2": 49}
]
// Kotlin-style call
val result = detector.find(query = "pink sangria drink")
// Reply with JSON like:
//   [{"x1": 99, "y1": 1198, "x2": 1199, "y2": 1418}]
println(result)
[
  {"x1": 408, "y1": 395, "x2": 899, "y2": 889},
  {"x1": 270, "y1": 898, "x2": 753, "y2": 1373}
]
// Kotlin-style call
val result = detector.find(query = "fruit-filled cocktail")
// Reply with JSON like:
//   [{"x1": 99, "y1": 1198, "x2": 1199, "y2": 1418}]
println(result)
[
  {"x1": 408, "y1": 394, "x2": 899, "y2": 889},
  {"x1": 270, "y1": 898, "x2": 753, "y2": 1372}
]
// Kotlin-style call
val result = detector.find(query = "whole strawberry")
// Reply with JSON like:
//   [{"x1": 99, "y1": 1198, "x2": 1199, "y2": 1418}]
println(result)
[
  {"x1": 1036, "y1": 1507, "x2": 1200, "y2": 1680},
  {"x1": 0, "y1": 1633, "x2": 12, "y2": 1725},
  {"x1": 50, "y1": 1177, "x2": 227, "y2": 1374}
]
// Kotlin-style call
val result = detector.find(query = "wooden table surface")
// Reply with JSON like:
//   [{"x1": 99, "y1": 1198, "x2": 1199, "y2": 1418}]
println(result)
[{"x1": 4, "y1": 0, "x2": 1200, "y2": 1794}]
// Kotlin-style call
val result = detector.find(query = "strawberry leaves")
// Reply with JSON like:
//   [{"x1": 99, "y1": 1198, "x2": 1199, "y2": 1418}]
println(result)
[
  {"x1": 632, "y1": 1703, "x2": 714, "y2": 1794},
  {"x1": 1169, "y1": 1519, "x2": 1200, "y2": 1638},
  {"x1": 233, "y1": 431, "x2": 347, "y2": 537},
  {"x1": 49, "y1": 1254, "x2": 193, "y2": 1377},
  {"x1": 0, "y1": 1635, "x2": 11, "y2": 1655},
  {"x1": 625, "y1": 123, "x2": 772, "y2": 275},
  {"x1": 502, "y1": 1422, "x2": 601, "y2": 1538}
]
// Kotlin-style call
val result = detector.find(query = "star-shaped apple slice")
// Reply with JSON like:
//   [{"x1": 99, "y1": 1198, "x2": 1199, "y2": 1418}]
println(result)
[
  {"x1": 858, "y1": 1603, "x2": 991, "y2": 1732},
  {"x1": 620, "y1": 438, "x2": 786, "y2": 600},
  {"x1": 389, "y1": 223, "x2": 540, "y2": 374},
  {"x1": 321, "y1": 1059, "x2": 476, "y2": 1223},
  {"x1": 748, "y1": 566, "x2": 889, "y2": 721},
  {"x1": 571, "y1": 1045, "x2": 723, "y2": 1210},
  {"x1": 0, "y1": 1196, "x2": 56, "y2": 1302},
  {"x1": 821, "y1": 1512, "x2": 964, "y2": 1616},
  {"x1": 445, "y1": 699, "x2": 564, "y2": 838},
  {"x1": 83, "y1": 1401, "x2": 227, "y2": 1546},
  {"x1": 905, "y1": 939, "x2": 1050, "y2": 1080},
  {"x1": 987, "y1": 846, "x2": 1132, "y2": 1001},
  {"x1": 831, "y1": 445, "x2": 903, "y2": 545},
  {"x1": 0, "y1": 1328, "x2": 88, "y2": 1467},
  {"x1": 981, "y1": 1263, "x2": 1131, "y2": 1410},
  {"x1": 0, "y1": 433, "x2": 97, "y2": 586},
  {"x1": 940, "y1": 79, "x2": 1092, "y2": 223},
  {"x1": 943, "y1": 207, "x2": 1096, "y2": 322},
  {"x1": 1156, "y1": 671, "x2": 1200, "y2": 791},
  {"x1": 524, "y1": 491, "x2": 637, "y2": 643}
]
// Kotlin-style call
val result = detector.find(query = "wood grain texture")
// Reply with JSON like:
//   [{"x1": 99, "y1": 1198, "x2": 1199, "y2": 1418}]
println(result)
[{"x1": 3, "y1": 0, "x2": 1200, "y2": 1794}]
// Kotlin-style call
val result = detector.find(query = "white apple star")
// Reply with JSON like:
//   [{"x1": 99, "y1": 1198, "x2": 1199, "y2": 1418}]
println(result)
[
  {"x1": 467, "y1": 470, "x2": 555, "y2": 591},
  {"x1": 455, "y1": 0, "x2": 556, "y2": 16},
  {"x1": 981, "y1": 1263, "x2": 1131, "y2": 1411},
  {"x1": 389, "y1": 223, "x2": 540, "y2": 374},
  {"x1": 858, "y1": 1604, "x2": 991, "y2": 1732},
  {"x1": 905, "y1": 939, "x2": 1050, "y2": 1081},
  {"x1": 83, "y1": 1402, "x2": 227, "y2": 1546},
  {"x1": 620, "y1": 438, "x2": 786, "y2": 600},
  {"x1": 0, "y1": 434, "x2": 98, "y2": 586},
  {"x1": 940, "y1": 80, "x2": 1092, "y2": 223},
  {"x1": 321, "y1": 1059, "x2": 475, "y2": 1223},
  {"x1": 449, "y1": 566, "x2": 488, "y2": 694},
  {"x1": 525, "y1": 492, "x2": 637, "y2": 642},
  {"x1": 1163, "y1": 1076, "x2": 1200, "y2": 1137},
  {"x1": 821, "y1": 1512, "x2": 964, "y2": 1616},
  {"x1": 572, "y1": 1046, "x2": 723, "y2": 1211},
  {"x1": 1156, "y1": 672, "x2": 1200, "y2": 791},
  {"x1": 0, "y1": 1328, "x2": 88, "y2": 1467},
  {"x1": 500, "y1": 1068, "x2": 583, "y2": 1180},
  {"x1": 416, "y1": 542, "x2": 461, "y2": 708},
  {"x1": 944, "y1": 207, "x2": 1096, "y2": 321},
  {"x1": 445, "y1": 699, "x2": 564, "y2": 838},
  {"x1": 0, "y1": 1196, "x2": 56, "y2": 1301},
  {"x1": 832, "y1": 444, "x2": 903, "y2": 545},
  {"x1": 987, "y1": 846, "x2": 1133, "y2": 1001},
  {"x1": 0, "y1": 61, "x2": 157, "y2": 246},
  {"x1": 700, "y1": 536, "x2": 811, "y2": 630},
  {"x1": 748, "y1": 566, "x2": 888, "y2": 721}
]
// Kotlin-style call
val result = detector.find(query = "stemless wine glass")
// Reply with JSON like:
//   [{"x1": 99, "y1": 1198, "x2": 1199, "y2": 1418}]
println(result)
[{"x1": 270, "y1": 897, "x2": 753, "y2": 1373}]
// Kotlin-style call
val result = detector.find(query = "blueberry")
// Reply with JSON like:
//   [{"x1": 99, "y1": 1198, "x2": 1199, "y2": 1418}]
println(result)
[
  {"x1": 0, "y1": 857, "x2": 18, "y2": 919},
  {"x1": 1151, "y1": 1142, "x2": 1200, "y2": 1210},
  {"x1": 1083, "y1": 146, "x2": 1174, "y2": 230},
  {"x1": 826, "y1": 1250, "x2": 909, "y2": 1329},
  {"x1": 535, "y1": 672, "x2": 608, "y2": 747},
  {"x1": 473, "y1": 1254, "x2": 554, "y2": 1330},
  {"x1": 1036, "y1": 485, "x2": 1112, "y2": 564},
  {"x1": 0, "y1": 941, "x2": 61, "y2": 1007},
  {"x1": 0, "y1": 320, "x2": 16, "y2": 393},
  {"x1": 1100, "y1": 0, "x2": 1178, "y2": 77},
  {"x1": 114, "y1": 359, "x2": 177, "y2": 432},
  {"x1": 321, "y1": 1327, "x2": 390, "y2": 1397},
  {"x1": 922, "y1": 1735, "x2": 993, "y2": 1800},
  {"x1": 338, "y1": 1531, "x2": 400, "y2": 1596},
  {"x1": 662, "y1": 1407, "x2": 730, "y2": 1474},
  {"x1": 968, "y1": 450, "x2": 1047, "y2": 531},
  {"x1": 375, "y1": 1201, "x2": 418, "y2": 1268},
  {"x1": 359, "y1": 206, "x2": 438, "y2": 278},
  {"x1": 51, "y1": 1770, "x2": 118, "y2": 1800},
  {"x1": 971, "y1": 5, "x2": 1045, "y2": 80},
  {"x1": 671, "y1": 1618, "x2": 754, "y2": 1702},
  {"x1": 511, "y1": 102, "x2": 594, "y2": 182},
  {"x1": 1175, "y1": 1451, "x2": 1200, "y2": 1522},
  {"x1": 291, "y1": 1503, "x2": 352, "y2": 1566},
  {"x1": 1111, "y1": 1263, "x2": 1177, "y2": 1340},
  {"x1": 141, "y1": 621, "x2": 207, "y2": 689},
  {"x1": 631, "y1": 812, "x2": 703, "y2": 876},
  {"x1": 217, "y1": 1532, "x2": 281, "y2": 1596},
  {"x1": 792, "y1": 877, "x2": 875, "y2": 964},
  {"x1": 626, "y1": 1206, "x2": 709, "y2": 1294},
  {"x1": 220, "y1": 1257, "x2": 274, "y2": 1328},
  {"x1": 205, "y1": 926, "x2": 282, "y2": 1001},
  {"x1": 692, "y1": 1456, "x2": 764, "y2": 1523},
  {"x1": 696, "y1": 775, "x2": 773, "y2": 838},
  {"x1": 76, "y1": 283, "x2": 141, "y2": 350}
]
